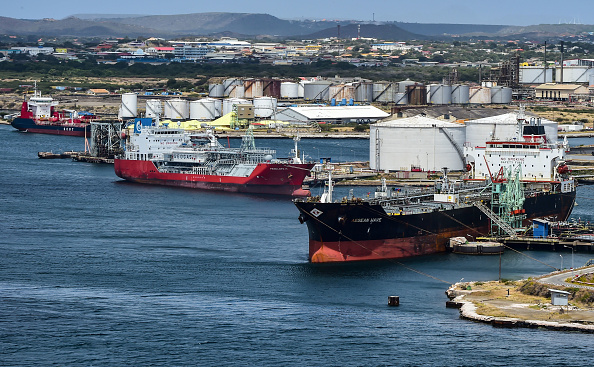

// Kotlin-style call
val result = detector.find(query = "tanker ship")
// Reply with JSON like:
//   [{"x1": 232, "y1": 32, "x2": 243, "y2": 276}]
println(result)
[
  {"x1": 114, "y1": 121, "x2": 315, "y2": 196},
  {"x1": 294, "y1": 117, "x2": 576, "y2": 262},
  {"x1": 11, "y1": 88, "x2": 94, "y2": 136}
]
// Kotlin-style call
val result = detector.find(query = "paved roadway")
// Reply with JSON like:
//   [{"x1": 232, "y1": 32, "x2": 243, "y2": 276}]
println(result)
[{"x1": 538, "y1": 266, "x2": 594, "y2": 290}]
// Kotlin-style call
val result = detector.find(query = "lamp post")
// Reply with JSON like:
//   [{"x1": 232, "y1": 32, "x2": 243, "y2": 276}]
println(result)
[
  {"x1": 559, "y1": 254, "x2": 564, "y2": 270},
  {"x1": 564, "y1": 245, "x2": 574, "y2": 269}
]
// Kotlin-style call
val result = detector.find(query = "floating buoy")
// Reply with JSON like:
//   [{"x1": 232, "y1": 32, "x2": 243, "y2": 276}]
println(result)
[{"x1": 388, "y1": 296, "x2": 400, "y2": 307}]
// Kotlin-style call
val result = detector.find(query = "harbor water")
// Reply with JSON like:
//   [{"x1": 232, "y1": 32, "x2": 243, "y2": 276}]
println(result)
[{"x1": 1, "y1": 124, "x2": 594, "y2": 366}]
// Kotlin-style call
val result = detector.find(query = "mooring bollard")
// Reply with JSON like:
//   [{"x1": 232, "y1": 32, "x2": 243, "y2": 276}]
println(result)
[{"x1": 388, "y1": 296, "x2": 400, "y2": 307}]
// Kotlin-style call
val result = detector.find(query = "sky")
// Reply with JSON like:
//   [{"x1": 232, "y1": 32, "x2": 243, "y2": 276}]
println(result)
[{"x1": 2, "y1": 0, "x2": 593, "y2": 26}]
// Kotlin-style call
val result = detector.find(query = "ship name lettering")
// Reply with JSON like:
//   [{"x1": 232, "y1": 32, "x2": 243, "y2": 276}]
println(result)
[{"x1": 352, "y1": 218, "x2": 382, "y2": 223}]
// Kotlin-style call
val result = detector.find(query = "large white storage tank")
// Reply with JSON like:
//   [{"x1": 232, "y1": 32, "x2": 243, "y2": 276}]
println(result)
[
  {"x1": 465, "y1": 113, "x2": 558, "y2": 147},
  {"x1": 451, "y1": 85, "x2": 470, "y2": 104},
  {"x1": 223, "y1": 78, "x2": 243, "y2": 96},
  {"x1": 469, "y1": 87, "x2": 491, "y2": 104},
  {"x1": 399, "y1": 79, "x2": 417, "y2": 93},
  {"x1": 253, "y1": 97, "x2": 277, "y2": 118},
  {"x1": 355, "y1": 82, "x2": 373, "y2": 102},
  {"x1": 189, "y1": 99, "x2": 217, "y2": 120},
  {"x1": 555, "y1": 66, "x2": 594, "y2": 83},
  {"x1": 520, "y1": 66, "x2": 553, "y2": 84},
  {"x1": 223, "y1": 98, "x2": 250, "y2": 116},
  {"x1": 163, "y1": 99, "x2": 189, "y2": 120},
  {"x1": 209, "y1": 84, "x2": 224, "y2": 98},
  {"x1": 119, "y1": 92, "x2": 137, "y2": 118},
  {"x1": 281, "y1": 82, "x2": 299, "y2": 99},
  {"x1": 370, "y1": 115, "x2": 466, "y2": 171},
  {"x1": 428, "y1": 84, "x2": 452, "y2": 105},
  {"x1": 372, "y1": 82, "x2": 396, "y2": 102},
  {"x1": 145, "y1": 99, "x2": 162, "y2": 118},
  {"x1": 205, "y1": 97, "x2": 222, "y2": 117},
  {"x1": 490, "y1": 86, "x2": 513, "y2": 104},
  {"x1": 304, "y1": 81, "x2": 332, "y2": 101},
  {"x1": 393, "y1": 92, "x2": 408, "y2": 105}
]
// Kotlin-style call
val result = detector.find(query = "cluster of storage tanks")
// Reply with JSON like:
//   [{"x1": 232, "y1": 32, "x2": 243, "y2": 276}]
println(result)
[
  {"x1": 208, "y1": 78, "x2": 513, "y2": 105},
  {"x1": 118, "y1": 92, "x2": 278, "y2": 121},
  {"x1": 370, "y1": 113, "x2": 557, "y2": 172}
]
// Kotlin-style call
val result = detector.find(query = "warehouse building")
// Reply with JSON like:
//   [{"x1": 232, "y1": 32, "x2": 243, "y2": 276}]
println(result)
[{"x1": 275, "y1": 105, "x2": 389, "y2": 125}]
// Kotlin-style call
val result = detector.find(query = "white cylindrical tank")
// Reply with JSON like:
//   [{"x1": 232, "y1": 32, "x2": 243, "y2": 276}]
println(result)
[
  {"x1": 393, "y1": 92, "x2": 408, "y2": 105},
  {"x1": 428, "y1": 84, "x2": 452, "y2": 105},
  {"x1": 205, "y1": 98, "x2": 222, "y2": 117},
  {"x1": 253, "y1": 97, "x2": 277, "y2": 118},
  {"x1": 451, "y1": 85, "x2": 470, "y2": 104},
  {"x1": 223, "y1": 98, "x2": 250, "y2": 116},
  {"x1": 490, "y1": 86, "x2": 513, "y2": 104},
  {"x1": 145, "y1": 99, "x2": 162, "y2": 118},
  {"x1": 163, "y1": 98, "x2": 189, "y2": 120},
  {"x1": 281, "y1": 82, "x2": 299, "y2": 99},
  {"x1": 469, "y1": 87, "x2": 491, "y2": 104},
  {"x1": 189, "y1": 99, "x2": 217, "y2": 120},
  {"x1": 298, "y1": 81, "x2": 307, "y2": 98},
  {"x1": 373, "y1": 82, "x2": 396, "y2": 102},
  {"x1": 119, "y1": 92, "x2": 137, "y2": 118},
  {"x1": 228, "y1": 85, "x2": 245, "y2": 98},
  {"x1": 590, "y1": 74, "x2": 594, "y2": 88},
  {"x1": 304, "y1": 81, "x2": 332, "y2": 101},
  {"x1": 355, "y1": 82, "x2": 373, "y2": 102},
  {"x1": 520, "y1": 66, "x2": 554, "y2": 84},
  {"x1": 223, "y1": 78, "x2": 242, "y2": 96},
  {"x1": 555, "y1": 66, "x2": 594, "y2": 83},
  {"x1": 209, "y1": 84, "x2": 224, "y2": 98},
  {"x1": 399, "y1": 79, "x2": 417, "y2": 93},
  {"x1": 370, "y1": 115, "x2": 466, "y2": 171}
]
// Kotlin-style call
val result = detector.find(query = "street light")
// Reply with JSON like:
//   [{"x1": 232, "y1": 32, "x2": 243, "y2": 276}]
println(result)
[
  {"x1": 559, "y1": 254, "x2": 564, "y2": 270},
  {"x1": 564, "y1": 245, "x2": 574, "y2": 269}
]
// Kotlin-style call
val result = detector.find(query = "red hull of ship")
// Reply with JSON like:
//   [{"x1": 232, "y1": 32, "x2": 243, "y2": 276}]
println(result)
[{"x1": 114, "y1": 158, "x2": 314, "y2": 196}]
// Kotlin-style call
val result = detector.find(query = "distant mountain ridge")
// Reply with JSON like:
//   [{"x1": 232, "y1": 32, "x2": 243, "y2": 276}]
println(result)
[{"x1": 0, "y1": 12, "x2": 592, "y2": 40}]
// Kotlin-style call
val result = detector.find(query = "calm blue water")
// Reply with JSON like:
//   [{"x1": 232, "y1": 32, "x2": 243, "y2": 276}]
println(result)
[{"x1": 1, "y1": 125, "x2": 594, "y2": 366}]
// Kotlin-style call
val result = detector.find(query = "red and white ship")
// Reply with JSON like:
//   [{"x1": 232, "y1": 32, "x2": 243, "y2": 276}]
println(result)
[{"x1": 114, "y1": 122, "x2": 315, "y2": 196}]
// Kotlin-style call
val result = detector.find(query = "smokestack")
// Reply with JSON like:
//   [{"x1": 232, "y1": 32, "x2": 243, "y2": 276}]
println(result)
[
  {"x1": 561, "y1": 41, "x2": 564, "y2": 84},
  {"x1": 543, "y1": 41, "x2": 547, "y2": 83}
]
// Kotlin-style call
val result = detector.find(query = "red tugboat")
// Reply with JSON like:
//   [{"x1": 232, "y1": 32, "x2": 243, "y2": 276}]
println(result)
[
  {"x1": 294, "y1": 115, "x2": 576, "y2": 262},
  {"x1": 114, "y1": 121, "x2": 315, "y2": 196},
  {"x1": 11, "y1": 87, "x2": 94, "y2": 136}
]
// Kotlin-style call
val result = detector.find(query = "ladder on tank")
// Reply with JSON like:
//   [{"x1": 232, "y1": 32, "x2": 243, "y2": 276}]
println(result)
[
  {"x1": 438, "y1": 127, "x2": 465, "y2": 165},
  {"x1": 473, "y1": 201, "x2": 518, "y2": 239}
]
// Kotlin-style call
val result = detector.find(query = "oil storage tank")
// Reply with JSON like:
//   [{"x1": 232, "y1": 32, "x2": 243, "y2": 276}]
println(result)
[
  {"x1": 469, "y1": 87, "x2": 491, "y2": 104},
  {"x1": 205, "y1": 97, "x2": 222, "y2": 117},
  {"x1": 145, "y1": 99, "x2": 162, "y2": 118},
  {"x1": 451, "y1": 85, "x2": 470, "y2": 104},
  {"x1": 406, "y1": 84, "x2": 427, "y2": 105},
  {"x1": 393, "y1": 92, "x2": 408, "y2": 105},
  {"x1": 281, "y1": 82, "x2": 299, "y2": 99},
  {"x1": 370, "y1": 115, "x2": 466, "y2": 171},
  {"x1": 428, "y1": 84, "x2": 452, "y2": 105},
  {"x1": 244, "y1": 79, "x2": 264, "y2": 99},
  {"x1": 253, "y1": 97, "x2": 277, "y2": 118},
  {"x1": 329, "y1": 85, "x2": 355, "y2": 101},
  {"x1": 373, "y1": 82, "x2": 396, "y2": 102},
  {"x1": 355, "y1": 82, "x2": 373, "y2": 102},
  {"x1": 189, "y1": 99, "x2": 217, "y2": 120},
  {"x1": 399, "y1": 79, "x2": 417, "y2": 93},
  {"x1": 223, "y1": 78, "x2": 243, "y2": 96},
  {"x1": 228, "y1": 85, "x2": 245, "y2": 98},
  {"x1": 263, "y1": 79, "x2": 281, "y2": 99},
  {"x1": 304, "y1": 81, "x2": 332, "y2": 101},
  {"x1": 209, "y1": 84, "x2": 224, "y2": 98},
  {"x1": 118, "y1": 92, "x2": 137, "y2": 119},
  {"x1": 163, "y1": 99, "x2": 189, "y2": 120},
  {"x1": 490, "y1": 86, "x2": 513, "y2": 104}
]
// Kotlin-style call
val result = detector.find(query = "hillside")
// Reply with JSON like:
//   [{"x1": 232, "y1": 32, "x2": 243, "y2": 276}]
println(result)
[{"x1": 300, "y1": 23, "x2": 425, "y2": 41}]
